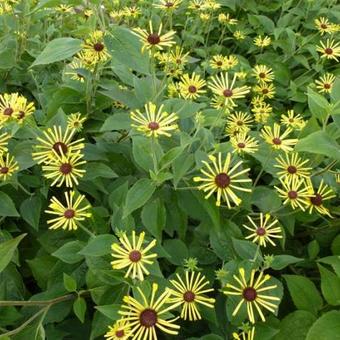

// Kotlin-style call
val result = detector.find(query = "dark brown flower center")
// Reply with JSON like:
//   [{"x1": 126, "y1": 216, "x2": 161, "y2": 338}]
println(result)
[
  {"x1": 287, "y1": 165, "x2": 297, "y2": 174},
  {"x1": 272, "y1": 137, "x2": 281, "y2": 145},
  {"x1": 0, "y1": 166, "x2": 9, "y2": 174},
  {"x1": 259, "y1": 72, "x2": 266, "y2": 78},
  {"x1": 165, "y1": 1, "x2": 174, "y2": 7},
  {"x1": 324, "y1": 83, "x2": 331, "y2": 89},
  {"x1": 237, "y1": 142, "x2": 246, "y2": 149},
  {"x1": 262, "y1": 88, "x2": 269, "y2": 94},
  {"x1": 53, "y1": 142, "x2": 68, "y2": 155},
  {"x1": 129, "y1": 250, "x2": 142, "y2": 262},
  {"x1": 140, "y1": 308, "x2": 157, "y2": 328},
  {"x1": 310, "y1": 193, "x2": 323, "y2": 206},
  {"x1": 115, "y1": 330, "x2": 125, "y2": 338},
  {"x1": 60, "y1": 163, "x2": 72, "y2": 174},
  {"x1": 176, "y1": 58, "x2": 182, "y2": 64},
  {"x1": 288, "y1": 190, "x2": 298, "y2": 199},
  {"x1": 64, "y1": 209, "x2": 75, "y2": 219},
  {"x1": 93, "y1": 42, "x2": 104, "y2": 52},
  {"x1": 216, "y1": 61, "x2": 223, "y2": 66},
  {"x1": 148, "y1": 121, "x2": 159, "y2": 130},
  {"x1": 17, "y1": 111, "x2": 25, "y2": 119},
  {"x1": 243, "y1": 287, "x2": 257, "y2": 301},
  {"x1": 256, "y1": 227, "x2": 266, "y2": 236},
  {"x1": 188, "y1": 85, "x2": 197, "y2": 93},
  {"x1": 4, "y1": 107, "x2": 13, "y2": 116},
  {"x1": 321, "y1": 23, "x2": 328, "y2": 29},
  {"x1": 147, "y1": 33, "x2": 161, "y2": 45},
  {"x1": 183, "y1": 291, "x2": 195, "y2": 302},
  {"x1": 236, "y1": 120, "x2": 244, "y2": 126},
  {"x1": 223, "y1": 89, "x2": 233, "y2": 97},
  {"x1": 289, "y1": 118, "x2": 294, "y2": 123},
  {"x1": 215, "y1": 173, "x2": 230, "y2": 188},
  {"x1": 325, "y1": 47, "x2": 333, "y2": 55}
]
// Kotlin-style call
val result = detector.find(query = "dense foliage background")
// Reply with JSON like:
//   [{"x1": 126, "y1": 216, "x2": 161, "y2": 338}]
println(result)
[{"x1": 0, "y1": 0, "x2": 340, "y2": 339}]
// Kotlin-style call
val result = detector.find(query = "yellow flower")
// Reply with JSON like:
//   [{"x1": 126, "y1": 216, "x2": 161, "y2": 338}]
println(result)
[
  {"x1": 226, "y1": 111, "x2": 254, "y2": 134},
  {"x1": 218, "y1": 13, "x2": 237, "y2": 25},
  {"x1": 109, "y1": 10, "x2": 125, "y2": 21},
  {"x1": 234, "y1": 30, "x2": 246, "y2": 40},
  {"x1": 119, "y1": 283, "x2": 181, "y2": 339},
  {"x1": 252, "y1": 102, "x2": 272, "y2": 124},
  {"x1": 224, "y1": 268, "x2": 280, "y2": 323},
  {"x1": 274, "y1": 153, "x2": 311, "y2": 180},
  {"x1": 42, "y1": 151, "x2": 86, "y2": 187},
  {"x1": 55, "y1": 4, "x2": 73, "y2": 13},
  {"x1": 253, "y1": 83, "x2": 276, "y2": 99},
  {"x1": 225, "y1": 55, "x2": 239, "y2": 69},
  {"x1": 193, "y1": 152, "x2": 252, "y2": 207},
  {"x1": 208, "y1": 73, "x2": 250, "y2": 108},
  {"x1": 45, "y1": 191, "x2": 92, "y2": 231},
  {"x1": 153, "y1": 0, "x2": 182, "y2": 10},
  {"x1": 187, "y1": 0, "x2": 204, "y2": 10},
  {"x1": 167, "y1": 46, "x2": 189, "y2": 66},
  {"x1": 243, "y1": 213, "x2": 282, "y2": 247},
  {"x1": 231, "y1": 133, "x2": 259, "y2": 154},
  {"x1": 274, "y1": 177, "x2": 312, "y2": 211},
  {"x1": 123, "y1": 6, "x2": 141, "y2": 18},
  {"x1": 82, "y1": 31, "x2": 110, "y2": 63},
  {"x1": 178, "y1": 73, "x2": 206, "y2": 100},
  {"x1": 260, "y1": 123, "x2": 298, "y2": 152},
  {"x1": 235, "y1": 71, "x2": 248, "y2": 80},
  {"x1": 130, "y1": 102, "x2": 178, "y2": 138},
  {"x1": 13, "y1": 95, "x2": 35, "y2": 122},
  {"x1": 111, "y1": 231, "x2": 157, "y2": 281},
  {"x1": 67, "y1": 113, "x2": 87, "y2": 132},
  {"x1": 0, "y1": 93, "x2": 19, "y2": 121},
  {"x1": 254, "y1": 35, "x2": 271, "y2": 48},
  {"x1": 0, "y1": 132, "x2": 11, "y2": 155},
  {"x1": 233, "y1": 327, "x2": 255, "y2": 340},
  {"x1": 202, "y1": 0, "x2": 221, "y2": 10},
  {"x1": 253, "y1": 65, "x2": 274, "y2": 83},
  {"x1": 0, "y1": 153, "x2": 19, "y2": 181},
  {"x1": 65, "y1": 54, "x2": 93, "y2": 82},
  {"x1": 167, "y1": 82, "x2": 180, "y2": 98},
  {"x1": 306, "y1": 179, "x2": 336, "y2": 217},
  {"x1": 32, "y1": 126, "x2": 85, "y2": 165},
  {"x1": 314, "y1": 17, "x2": 336, "y2": 35},
  {"x1": 168, "y1": 271, "x2": 215, "y2": 321},
  {"x1": 133, "y1": 21, "x2": 176, "y2": 53},
  {"x1": 105, "y1": 319, "x2": 132, "y2": 340},
  {"x1": 280, "y1": 110, "x2": 306, "y2": 130},
  {"x1": 316, "y1": 39, "x2": 340, "y2": 61},
  {"x1": 210, "y1": 55, "x2": 229, "y2": 71},
  {"x1": 315, "y1": 73, "x2": 336, "y2": 93}
]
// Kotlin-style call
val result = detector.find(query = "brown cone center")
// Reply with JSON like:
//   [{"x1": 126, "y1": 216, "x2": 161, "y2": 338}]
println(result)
[
  {"x1": 237, "y1": 142, "x2": 246, "y2": 149},
  {"x1": 115, "y1": 330, "x2": 125, "y2": 338},
  {"x1": 325, "y1": 47, "x2": 333, "y2": 55},
  {"x1": 140, "y1": 308, "x2": 157, "y2": 328},
  {"x1": 183, "y1": 291, "x2": 196, "y2": 302},
  {"x1": 147, "y1": 34, "x2": 161, "y2": 45},
  {"x1": 256, "y1": 227, "x2": 266, "y2": 236},
  {"x1": 129, "y1": 250, "x2": 142, "y2": 262},
  {"x1": 287, "y1": 165, "x2": 297, "y2": 174},
  {"x1": 223, "y1": 89, "x2": 233, "y2": 97},
  {"x1": 93, "y1": 42, "x2": 104, "y2": 51},
  {"x1": 64, "y1": 209, "x2": 75, "y2": 219},
  {"x1": 4, "y1": 107, "x2": 13, "y2": 116},
  {"x1": 243, "y1": 287, "x2": 257, "y2": 301},
  {"x1": 288, "y1": 190, "x2": 298, "y2": 199},
  {"x1": 215, "y1": 173, "x2": 230, "y2": 188},
  {"x1": 53, "y1": 142, "x2": 68, "y2": 155},
  {"x1": 60, "y1": 163, "x2": 72, "y2": 174},
  {"x1": 188, "y1": 85, "x2": 197, "y2": 93},
  {"x1": 148, "y1": 121, "x2": 159, "y2": 130},
  {"x1": 0, "y1": 166, "x2": 9, "y2": 174},
  {"x1": 272, "y1": 137, "x2": 282, "y2": 145},
  {"x1": 310, "y1": 193, "x2": 323, "y2": 206}
]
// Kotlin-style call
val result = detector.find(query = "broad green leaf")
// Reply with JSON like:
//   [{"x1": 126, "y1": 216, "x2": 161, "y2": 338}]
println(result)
[
  {"x1": 20, "y1": 196, "x2": 42, "y2": 230},
  {"x1": 78, "y1": 234, "x2": 117, "y2": 257},
  {"x1": 100, "y1": 112, "x2": 132, "y2": 132},
  {"x1": 232, "y1": 238, "x2": 262, "y2": 262},
  {"x1": 306, "y1": 311, "x2": 340, "y2": 340},
  {"x1": 63, "y1": 273, "x2": 77, "y2": 292},
  {"x1": 307, "y1": 87, "x2": 329, "y2": 121},
  {"x1": 271, "y1": 255, "x2": 303, "y2": 270},
  {"x1": 52, "y1": 241, "x2": 85, "y2": 264},
  {"x1": 274, "y1": 311, "x2": 316, "y2": 340},
  {"x1": 163, "y1": 239, "x2": 189, "y2": 265},
  {"x1": 0, "y1": 192, "x2": 19, "y2": 217},
  {"x1": 330, "y1": 78, "x2": 340, "y2": 103},
  {"x1": 0, "y1": 234, "x2": 26, "y2": 273},
  {"x1": 251, "y1": 186, "x2": 282, "y2": 213},
  {"x1": 296, "y1": 131, "x2": 340, "y2": 161},
  {"x1": 123, "y1": 178, "x2": 156, "y2": 218},
  {"x1": 141, "y1": 199, "x2": 166, "y2": 241},
  {"x1": 159, "y1": 146, "x2": 186, "y2": 171},
  {"x1": 73, "y1": 297, "x2": 87, "y2": 323},
  {"x1": 318, "y1": 256, "x2": 340, "y2": 277},
  {"x1": 31, "y1": 38, "x2": 82, "y2": 67},
  {"x1": 318, "y1": 264, "x2": 340, "y2": 306},
  {"x1": 83, "y1": 163, "x2": 118, "y2": 180},
  {"x1": 283, "y1": 275, "x2": 323, "y2": 315},
  {"x1": 95, "y1": 304, "x2": 121, "y2": 320}
]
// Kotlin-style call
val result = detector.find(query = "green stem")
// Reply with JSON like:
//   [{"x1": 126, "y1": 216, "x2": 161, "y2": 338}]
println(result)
[
  {"x1": 253, "y1": 151, "x2": 273, "y2": 187},
  {"x1": 150, "y1": 137, "x2": 159, "y2": 174},
  {"x1": 78, "y1": 222, "x2": 96, "y2": 238}
]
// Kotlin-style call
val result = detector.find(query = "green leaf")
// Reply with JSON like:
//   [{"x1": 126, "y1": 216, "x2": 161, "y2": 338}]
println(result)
[
  {"x1": 318, "y1": 264, "x2": 340, "y2": 306},
  {"x1": 123, "y1": 178, "x2": 156, "y2": 218},
  {"x1": 159, "y1": 146, "x2": 187, "y2": 171},
  {"x1": 83, "y1": 162, "x2": 118, "y2": 180},
  {"x1": 163, "y1": 239, "x2": 189, "y2": 266},
  {"x1": 0, "y1": 234, "x2": 26, "y2": 273},
  {"x1": 141, "y1": 198, "x2": 166, "y2": 241},
  {"x1": 271, "y1": 255, "x2": 303, "y2": 270},
  {"x1": 20, "y1": 196, "x2": 42, "y2": 230},
  {"x1": 0, "y1": 192, "x2": 19, "y2": 217},
  {"x1": 52, "y1": 241, "x2": 85, "y2": 264},
  {"x1": 296, "y1": 131, "x2": 340, "y2": 161},
  {"x1": 274, "y1": 311, "x2": 316, "y2": 340},
  {"x1": 283, "y1": 275, "x2": 323, "y2": 315},
  {"x1": 307, "y1": 87, "x2": 329, "y2": 121},
  {"x1": 31, "y1": 38, "x2": 82, "y2": 67},
  {"x1": 78, "y1": 234, "x2": 116, "y2": 257},
  {"x1": 95, "y1": 304, "x2": 121, "y2": 320},
  {"x1": 251, "y1": 186, "x2": 282, "y2": 213},
  {"x1": 132, "y1": 136, "x2": 154, "y2": 172},
  {"x1": 100, "y1": 112, "x2": 132, "y2": 131},
  {"x1": 232, "y1": 238, "x2": 262, "y2": 261},
  {"x1": 330, "y1": 78, "x2": 340, "y2": 103},
  {"x1": 306, "y1": 311, "x2": 340, "y2": 340},
  {"x1": 63, "y1": 273, "x2": 77, "y2": 292},
  {"x1": 318, "y1": 256, "x2": 340, "y2": 277},
  {"x1": 73, "y1": 297, "x2": 87, "y2": 323}
]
